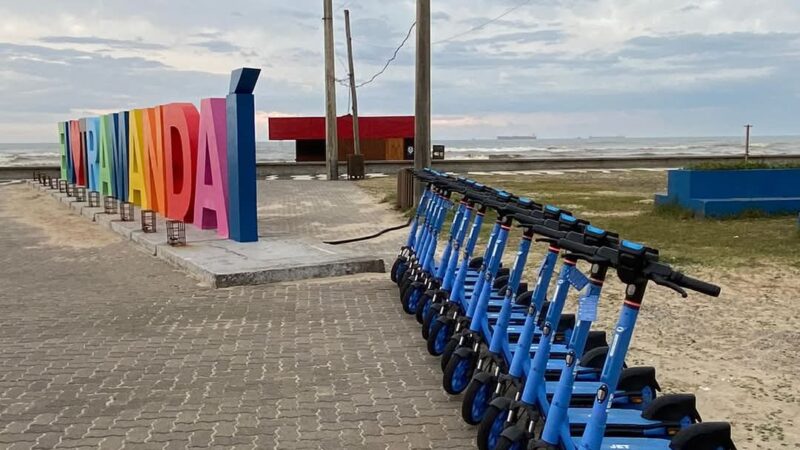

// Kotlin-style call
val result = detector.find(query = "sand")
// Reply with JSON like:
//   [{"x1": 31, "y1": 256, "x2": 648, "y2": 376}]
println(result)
[
  {"x1": 0, "y1": 184, "x2": 120, "y2": 249},
  {"x1": 530, "y1": 258, "x2": 800, "y2": 449}
]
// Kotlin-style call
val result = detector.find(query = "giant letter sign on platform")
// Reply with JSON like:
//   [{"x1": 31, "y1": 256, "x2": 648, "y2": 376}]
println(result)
[
  {"x1": 57, "y1": 66, "x2": 260, "y2": 244},
  {"x1": 163, "y1": 103, "x2": 200, "y2": 222},
  {"x1": 86, "y1": 117, "x2": 101, "y2": 192},
  {"x1": 128, "y1": 109, "x2": 149, "y2": 208},
  {"x1": 193, "y1": 98, "x2": 229, "y2": 238}
]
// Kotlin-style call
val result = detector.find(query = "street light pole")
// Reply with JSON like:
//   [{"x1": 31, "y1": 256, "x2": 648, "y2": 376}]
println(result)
[
  {"x1": 323, "y1": 0, "x2": 339, "y2": 181},
  {"x1": 414, "y1": 0, "x2": 431, "y2": 202},
  {"x1": 344, "y1": 9, "x2": 361, "y2": 157},
  {"x1": 744, "y1": 124, "x2": 753, "y2": 163}
]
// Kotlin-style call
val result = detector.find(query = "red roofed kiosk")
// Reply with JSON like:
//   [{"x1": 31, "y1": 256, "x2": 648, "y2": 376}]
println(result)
[{"x1": 269, "y1": 115, "x2": 415, "y2": 162}]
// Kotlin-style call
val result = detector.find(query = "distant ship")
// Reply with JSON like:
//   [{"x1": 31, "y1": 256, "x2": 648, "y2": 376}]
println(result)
[{"x1": 497, "y1": 134, "x2": 537, "y2": 140}]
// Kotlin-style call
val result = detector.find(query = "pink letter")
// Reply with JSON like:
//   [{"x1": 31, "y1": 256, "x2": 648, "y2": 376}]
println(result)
[{"x1": 193, "y1": 98, "x2": 229, "y2": 237}]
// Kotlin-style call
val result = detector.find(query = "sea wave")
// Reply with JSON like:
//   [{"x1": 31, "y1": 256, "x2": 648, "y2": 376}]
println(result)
[{"x1": 1, "y1": 137, "x2": 798, "y2": 167}]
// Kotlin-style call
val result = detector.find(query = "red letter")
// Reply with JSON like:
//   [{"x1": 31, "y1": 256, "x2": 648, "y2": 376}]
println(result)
[{"x1": 163, "y1": 103, "x2": 200, "y2": 222}]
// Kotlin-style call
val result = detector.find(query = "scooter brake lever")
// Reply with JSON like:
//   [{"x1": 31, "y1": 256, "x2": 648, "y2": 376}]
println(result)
[{"x1": 652, "y1": 275, "x2": 688, "y2": 298}]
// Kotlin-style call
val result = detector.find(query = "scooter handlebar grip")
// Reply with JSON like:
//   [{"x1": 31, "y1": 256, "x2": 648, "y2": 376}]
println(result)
[{"x1": 672, "y1": 273, "x2": 721, "y2": 297}]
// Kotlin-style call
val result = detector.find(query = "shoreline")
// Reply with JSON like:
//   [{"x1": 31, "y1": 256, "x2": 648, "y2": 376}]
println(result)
[{"x1": 5, "y1": 153, "x2": 800, "y2": 181}]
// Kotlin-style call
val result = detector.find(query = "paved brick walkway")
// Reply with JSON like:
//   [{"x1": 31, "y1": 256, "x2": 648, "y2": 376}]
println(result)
[
  {"x1": 258, "y1": 181, "x2": 407, "y2": 265},
  {"x1": 0, "y1": 185, "x2": 473, "y2": 449}
]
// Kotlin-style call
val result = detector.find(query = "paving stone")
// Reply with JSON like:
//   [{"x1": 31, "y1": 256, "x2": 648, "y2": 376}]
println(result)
[{"x1": 0, "y1": 184, "x2": 475, "y2": 448}]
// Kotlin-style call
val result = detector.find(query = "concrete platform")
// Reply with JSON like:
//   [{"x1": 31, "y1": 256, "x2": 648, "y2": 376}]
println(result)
[{"x1": 26, "y1": 180, "x2": 386, "y2": 287}]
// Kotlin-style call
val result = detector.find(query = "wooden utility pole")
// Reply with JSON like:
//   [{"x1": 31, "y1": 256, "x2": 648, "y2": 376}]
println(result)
[
  {"x1": 414, "y1": 0, "x2": 431, "y2": 201},
  {"x1": 344, "y1": 10, "x2": 361, "y2": 157},
  {"x1": 323, "y1": 0, "x2": 339, "y2": 180},
  {"x1": 744, "y1": 124, "x2": 753, "y2": 163}
]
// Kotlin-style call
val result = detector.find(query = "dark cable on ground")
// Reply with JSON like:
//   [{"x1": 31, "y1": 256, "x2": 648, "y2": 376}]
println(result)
[{"x1": 323, "y1": 216, "x2": 413, "y2": 245}]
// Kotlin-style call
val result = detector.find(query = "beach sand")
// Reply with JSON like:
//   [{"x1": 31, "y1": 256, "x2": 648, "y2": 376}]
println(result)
[{"x1": 0, "y1": 183, "x2": 120, "y2": 249}]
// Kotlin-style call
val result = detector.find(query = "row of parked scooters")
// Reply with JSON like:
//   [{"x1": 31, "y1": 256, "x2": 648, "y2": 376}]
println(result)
[{"x1": 390, "y1": 169, "x2": 736, "y2": 450}]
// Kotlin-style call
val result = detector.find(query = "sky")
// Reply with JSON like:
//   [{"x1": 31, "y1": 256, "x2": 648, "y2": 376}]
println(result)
[{"x1": 0, "y1": 0, "x2": 799, "y2": 142}]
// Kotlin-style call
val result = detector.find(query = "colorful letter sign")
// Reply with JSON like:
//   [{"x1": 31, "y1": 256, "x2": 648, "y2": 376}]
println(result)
[{"x1": 58, "y1": 67, "x2": 260, "y2": 243}]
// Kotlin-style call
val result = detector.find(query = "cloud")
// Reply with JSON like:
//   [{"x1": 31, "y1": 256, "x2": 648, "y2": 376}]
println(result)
[
  {"x1": 190, "y1": 39, "x2": 243, "y2": 53},
  {"x1": 38, "y1": 36, "x2": 167, "y2": 50},
  {"x1": 0, "y1": 0, "x2": 799, "y2": 141}
]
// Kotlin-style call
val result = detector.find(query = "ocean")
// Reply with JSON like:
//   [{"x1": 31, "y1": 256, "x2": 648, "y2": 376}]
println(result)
[{"x1": 1, "y1": 136, "x2": 798, "y2": 167}]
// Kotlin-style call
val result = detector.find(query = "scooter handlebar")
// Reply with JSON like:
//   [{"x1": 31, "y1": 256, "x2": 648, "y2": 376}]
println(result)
[{"x1": 668, "y1": 272, "x2": 722, "y2": 297}]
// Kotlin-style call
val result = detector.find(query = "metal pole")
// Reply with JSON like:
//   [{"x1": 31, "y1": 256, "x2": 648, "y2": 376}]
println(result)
[
  {"x1": 414, "y1": 0, "x2": 431, "y2": 202},
  {"x1": 744, "y1": 124, "x2": 752, "y2": 163},
  {"x1": 323, "y1": 0, "x2": 339, "y2": 180},
  {"x1": 344, "y1": 10, "x2": 361, "y2": 157}
]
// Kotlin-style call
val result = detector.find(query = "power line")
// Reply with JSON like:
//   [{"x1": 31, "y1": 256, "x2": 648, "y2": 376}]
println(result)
[
  {"x1": 339, "y1": 20, "x2": 416, "y2": 90},
  {"x1": 433, "y1": 0, "x2": 533, "y2": 45}
]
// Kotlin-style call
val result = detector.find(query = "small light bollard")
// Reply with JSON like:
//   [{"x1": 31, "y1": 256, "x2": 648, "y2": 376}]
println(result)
[
  {"x1": 66, "y1": 183, "x2": 75, "y2": 197},
  {"x1": 119, "y1": 201, "x2": 134, "y2": 222},
  {"x1": 166, "y1": 220, "x2": 186, "y2": 246},
  {"x1": 75, "y1": 186, "x2": 87, "y2": 202},
  {"x1": 88, "y1": 191, "x2": 101, "y2": 208},
  {"x1": 103, "y1": 196, "x2": 118, "y2": 215},
  {"x1": 141, "y1": 210, "x2": 157, "y2": 233},
  {"x1": 58, "y1": 179, "x2": 67, "y2": 193}
]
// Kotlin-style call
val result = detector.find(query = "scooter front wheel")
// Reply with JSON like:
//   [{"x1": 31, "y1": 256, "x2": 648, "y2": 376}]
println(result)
[
  {"x1": 390, "y1": 257, "x2": 406, "y2": 283},
  {"x1": 421, "y1": 306, "x2": 440, "y2": 340},
  {"x1": 415, "y1": 292, "x2": 432, "y2": 324},
  {"x1": 477, "y1": 401, "x2": 511, "y2": 450},
  {"x1": 440, "y1": 337, "x2": 460, "y2": 371},
  {"x1": 402, "y1": 286, "x2": 422, "y2": 314},
  {"x1": 494, "y1": 436, "x2": 526, "y2": 450},
  {"x1": 443, "y1": 352, "x2": 476, "y2": 395},
  {"x1": 426, "y1": 319, "x2": 452, "y2": 356},
  {"x1": 462, "y1": 374, "x2": 495, "y2": 425}
]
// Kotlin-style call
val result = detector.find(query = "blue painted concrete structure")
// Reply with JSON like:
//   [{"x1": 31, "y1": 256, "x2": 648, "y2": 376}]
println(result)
[
  {"x1": 226, "y1": 67, "x2": 261, "y2": 243},
  {"x1": 655, "y1": 168, "x2": 800, "y2": 217}
]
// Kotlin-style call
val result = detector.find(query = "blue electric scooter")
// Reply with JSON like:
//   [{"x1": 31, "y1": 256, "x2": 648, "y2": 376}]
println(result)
[
  {"x1": 494, "y1": 238, "x2": 732, "y2": 450},
  {"x1": 464, "y1": 221, "x2": 655, "y2": 433}
]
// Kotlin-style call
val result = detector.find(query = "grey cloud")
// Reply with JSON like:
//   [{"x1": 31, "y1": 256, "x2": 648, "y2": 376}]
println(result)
[
  {"x1": 39, "y1": 36, "x2": 167, "y2": 50},
  {"x1": 190, "y1": 39, "x2": 242, "y2": 53}
]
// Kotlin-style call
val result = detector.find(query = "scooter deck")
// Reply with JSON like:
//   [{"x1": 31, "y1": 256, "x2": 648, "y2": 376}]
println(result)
[
  {"x1": 567, "y1": 408, "x2": 667, "y2": 428},
  {"x1": 569, "y1": 437, "x2": 672, "y2": 450}
]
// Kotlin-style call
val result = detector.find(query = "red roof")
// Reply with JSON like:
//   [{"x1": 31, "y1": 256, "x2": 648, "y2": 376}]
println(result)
[{"x1": 269, "y1": 115, "x2": 414, "y2": 140}]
